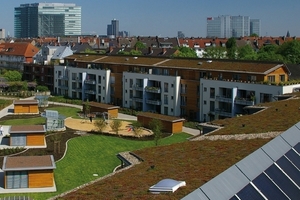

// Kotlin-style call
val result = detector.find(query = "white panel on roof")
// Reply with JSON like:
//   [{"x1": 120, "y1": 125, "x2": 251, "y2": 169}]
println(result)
[
  {"x1": 200, "y1": 165, "x2": 249, "y2": 200},
  {"x1": 280, "y1": 124, "x2": 300, "y2": 147},
  {"x1": 235, "y1": 148, "x2": 273, "y2": 180},
  {"x1": 181, "y1": 188, "x2": 209, "y2": 200},
  {"x1": 261, "y1": 136, "x2": 291, "y2": 161}
]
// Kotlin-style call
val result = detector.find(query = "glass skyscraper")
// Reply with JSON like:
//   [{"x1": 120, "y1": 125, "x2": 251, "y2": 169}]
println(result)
[
  {"x1": 14, "y1": 3, "x2": 81, "y2": 38},
  {"x1": 250, "y1": 19, "x2": 261, "y2": 36},
  {"x1": 107, "y1": 19, "x2": 119, "y2": 38},
  {"x1": 207, "y1": 15, "x2": 257, "y2": 38}
]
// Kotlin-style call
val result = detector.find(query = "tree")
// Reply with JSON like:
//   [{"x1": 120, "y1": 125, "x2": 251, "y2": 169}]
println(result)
[
  {"x1": 149, "y1": 118, "x2": 163, "y2": 146},
  {"x1": 237, "y1": 45, "x2": 257, "y2": 60},
  {"x1": 173, "y1": 46, "x2": 197, "y2": 58},
  {"x1": 3, "y1": 70, "x2": 22, "y2": 81},
  {"x1": 132, "y1": 121, "x2": 143, "y2": 137},
  {"x1": 110, "y1": 120, "x2": 122, "y2": 136},
  {"x1": 226, "y1": 37, "x2": 237, "y2": 59},
  {"x1": 36, "y1": 85, "x2": 49, "y2": 92},
  {"x1": 134, "y1": 41, "x2": 146, "y2": 49},
  {"x1": 277, "y1": 40, "x2": 300, "y2": 64},
  {"x1": 81, "y1": 48, "x2": 97, "y2": 54},
  {"x1": 94, "y1": 118, "x2": 107, "y2": 133},
  {"x1": 250, "y1": 33, "x2": 259, "y2": 37},
  {"x1": 257, "y1": 44, "x2": 283, "y2": 62},
  {"x1": 203, "y1": 46, "x2": 227, "y2": 59},
  {"x1": 83, "y1": 99, "x2": 90, "y2": 117}
]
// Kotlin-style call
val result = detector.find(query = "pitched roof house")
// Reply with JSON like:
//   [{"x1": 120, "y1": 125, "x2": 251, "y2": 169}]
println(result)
[{"x1": 0, "y1": 42, "x2": 39, "y2": 70}]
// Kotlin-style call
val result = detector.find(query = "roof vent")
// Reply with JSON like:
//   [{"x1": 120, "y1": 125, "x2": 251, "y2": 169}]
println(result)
[
  {"x1": 207, "y1": 60, "x2": 212, "y2": 63},
  {"x1": 133, "y1": 57, "x2": 138, "y2": 59},
  {"x1": 125, "y1": 58, "x2": 129, "y2": 61},
  {"x1": 198, "y1": 62, "x2": 203, "y2": 65}
]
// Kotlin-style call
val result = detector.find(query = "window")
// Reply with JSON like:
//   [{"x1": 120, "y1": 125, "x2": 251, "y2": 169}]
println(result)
[
  {"x1": 248, "y1": 75, "x2": 256, "y2": 82},
  {"x1": 171, "y1": 84, "x2": 174, "y2": 88},
  {"x1": 204, "y1": 100, "x2": 207, "y2": 105},
  {"x1": 268, "y1": 75, "x2": 275, "y2": 82},
  {"x1": 210, "y1": 88, "x2": 215, "y2": 98},
  {"x1": 164, "y1": 82, "x2": 168, "y2": 92},
  {"x1": 280, "y1": 75, "x2": 285, "y2": 82},
  {"x1": 164, "y1": 95, "x2": 168, "y2": 104},
  {"x1": 204, "y1": 87, "x2": 207, "y2": 92},
  {"x1": 233, "y1": 74, "x2": 241, "y2": 80},
  {"x1": 171, "y1": 96, "x2": 174, "y2": 100}
]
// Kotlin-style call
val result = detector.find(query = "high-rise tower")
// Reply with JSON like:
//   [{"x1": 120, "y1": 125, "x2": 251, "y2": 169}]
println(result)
[{"x1": 14, "y1": 3, "x2": 81, "y2": 38}]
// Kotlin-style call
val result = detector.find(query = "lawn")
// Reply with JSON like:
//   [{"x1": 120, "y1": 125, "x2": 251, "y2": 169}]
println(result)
[{"x1": 0, "y1": 132, "x2": 190, "y2": 199}]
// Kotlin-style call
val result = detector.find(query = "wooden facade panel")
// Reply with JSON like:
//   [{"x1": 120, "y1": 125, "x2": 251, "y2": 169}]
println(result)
[
  {"x1": 137, "y1": 115, "x2": 183, "y2": 133},
  {"x1": 27, "y1": 134, "x2": 45, "y2": 146},
  {"x1": 28, "y1": 170, "x2": 54, "y2": 188},
  {"x1": 14, "y1": 104, "x2": 38, "y2": 114}
]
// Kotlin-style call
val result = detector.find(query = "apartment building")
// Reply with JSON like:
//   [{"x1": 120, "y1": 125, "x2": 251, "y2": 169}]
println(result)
[
  {"x1": 53, "y1": 54, "x2": 296, "y2": 121},
  {"x1": 0, "y1": 43, "x2": 39, "y2": 71}
]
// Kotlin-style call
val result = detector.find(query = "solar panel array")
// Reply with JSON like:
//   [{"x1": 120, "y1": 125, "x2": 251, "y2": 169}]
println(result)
[{"x1": 182, "y1": 122, "x2": 300, "y2": 200}]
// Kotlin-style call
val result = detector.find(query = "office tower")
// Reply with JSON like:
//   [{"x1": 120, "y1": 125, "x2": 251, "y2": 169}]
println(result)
[
  {"x1": 107, "y1": 19, "x2": 119, "y2": 38},
  {"x1": 207, "y1": 15, "x2": 254, "y2": 38},
  {"x1": 178, "y1": 31, "x2": 185, "y2": 38},
  {"x1": 250, "y1": 19, "x2": 261, "y2": 36},
  {"x1": 207, "y1": 15, "x2": 231, "y2": 38},
  {"x1": 231, "y1": 16, "x2": 250, "y2": 37},
  {"x1": 0, "y1": 29, "x2": 5, "y2": 38},
  {"x1": 14, "y1": 3, "x2": 81, "y2": 38}
]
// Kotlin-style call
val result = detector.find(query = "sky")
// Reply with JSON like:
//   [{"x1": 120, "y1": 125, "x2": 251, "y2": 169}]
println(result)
[{"x1": 1, "y1": 0, "x2": 300, "y2": 38}]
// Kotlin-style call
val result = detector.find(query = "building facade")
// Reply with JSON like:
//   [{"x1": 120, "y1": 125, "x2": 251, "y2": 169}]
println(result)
[
  {"x1": 52, "y1": 55, "x2": 299, "y2": 122},
  {"x1": 250, "y1": 19, "x2": 261, "y2": 36},
  {"x1": 14, "y1": 3, "x2": 81, "y2": 38},
  {"x1": 107, "y1": 19, "x2": 119, "y2": 38},
  {"x1": 207, "y1": 15, "x2": 255, "y2": 38}
]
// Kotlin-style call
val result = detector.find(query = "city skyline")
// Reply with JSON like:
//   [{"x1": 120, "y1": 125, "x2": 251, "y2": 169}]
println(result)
[{"x1": 1, "y1": 0, "x2": 299, "y2": 38}]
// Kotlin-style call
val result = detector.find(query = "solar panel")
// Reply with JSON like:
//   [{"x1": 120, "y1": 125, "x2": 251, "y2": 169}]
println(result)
[
  {"x1": 229, "y1": 195, "x2": 239, "y2": 200},
  {"x1": 293, "y1": 142, "x2": 300, "y2": 154},
  {"x1": 285, "y1": 149, "x2": 300, "y2": 169},
  {"x1": 265, "y1": 164, "x2": 300, "y2": 199},
  {"x1": 235, "y1": 184, "x2": 264, "y2": 200},
  {"x1": 276, "y1": 156, "x2": 300, "y2": 187},
  {"x1": 252, "y1": 173, "x2": 288, "y2": 199}
]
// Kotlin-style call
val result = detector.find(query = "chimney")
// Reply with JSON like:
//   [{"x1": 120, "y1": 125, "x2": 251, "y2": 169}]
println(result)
[
  {"x1": 162, "y1": 48, "x2": 167, "y2": 55},
  {"x1": 148, "y1": 46, "x2": 153, "y2": 54},
  {"x1": 109, "y1": 46, "x2": 113, "y2": 53}
]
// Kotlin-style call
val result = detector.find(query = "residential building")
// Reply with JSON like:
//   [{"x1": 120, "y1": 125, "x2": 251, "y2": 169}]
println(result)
[
  {"x1": 14, "y1": 3, "x2": 81, "y2": 38},
  {"x1": 0, "y1": 42, "x2": 39, "y2": 71},
  {"x1": 250, "y1": 19, "x2": 261, "y2": 36},
  {"x1": 54, "y1": 55, "x2": 298, "y2": 122},
  {"x1": 207, "y1": 15, "x2": 254, "y2": 38},
  {"x1": 33, "y1": 45, "x2": 73, "y2": 65}
]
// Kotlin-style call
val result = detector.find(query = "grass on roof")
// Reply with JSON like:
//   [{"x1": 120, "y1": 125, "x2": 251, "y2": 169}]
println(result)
[{"x1": 209, "y1": 97, "x2": 300, "y2": 135}]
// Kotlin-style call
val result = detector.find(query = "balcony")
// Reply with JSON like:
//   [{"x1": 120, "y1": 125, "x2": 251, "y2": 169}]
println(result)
[
  {"x1": 132, "y1": 84, "x2": 144, "y2": 91},
  {"x1": 215, "y1": 95, "x2": 233, "y2": 103},
  {"x1": 145, "y1": 86, "x2": 161, "y2": 93},
  {"x1": 235, "y1": 97, "x2": 254, "y2": 106},
  {"x1": 146, "y1": 99, "x2": 161, "y2": 105},
  {"x1": 132, "y1": 97, "x2": 143, "y2": 103},
  {"x1": 58, "y1": 75, "x2": 69, "y2": 80},
  {"x1": 58, "y1": 84, "x2": 68, "y2": 90},
  {"x1": 84, "y1": 79, "x2": 96, "y2": 84},
  {"x1": 85, "y1": 89, "x2": 96, "y2": 95},
  {"x1": 215, "y1": 108, "x2": 232, "y2": 117}
]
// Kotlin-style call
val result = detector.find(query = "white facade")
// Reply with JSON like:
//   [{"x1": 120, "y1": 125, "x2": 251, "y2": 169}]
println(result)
[
  {"x1": 54, "y1": 65, "x2": 111, "y2": 103},
  {"x1": 123, "y1": 72, "x2": 181, "y2": 116},
  {"x1": 200, "y1": 78, "x2": 300, "y2": 122}
]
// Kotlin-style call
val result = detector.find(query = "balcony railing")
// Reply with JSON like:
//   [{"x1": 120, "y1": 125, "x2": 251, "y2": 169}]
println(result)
[
  {"x1": 84, "y1": 79, "x2": 96, "y2": 84},
  {"x1": 132, "y1": 97, "x2": 143, "y2": 102},
  {"x1": 145, "y1": 86, "x2": 161, "y2": 93},
  {"x1": 58, "y1": 75, "x2": 69, "y2": 80},
  {"x1": 234, "y1": 98, "x2": 254, "y2": 106},
  {"x1": 146, "y1": 99, "x2": 161, "y2": 105},
  {"x1": 85, "y1": 90, "x2": 96, "y2": 95},
  {"x1": 215, "y1": 95, "x2": 233, "y2": 103},
  {"x1": 215, "y1": 108, "x2": 232, "y2": 117},
  {"x1": 132, "y1": 85, "x2": 144, "y2": 91},
  {"x1": 58, "y1": 85, "x2": 68, "y2": 90}
]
